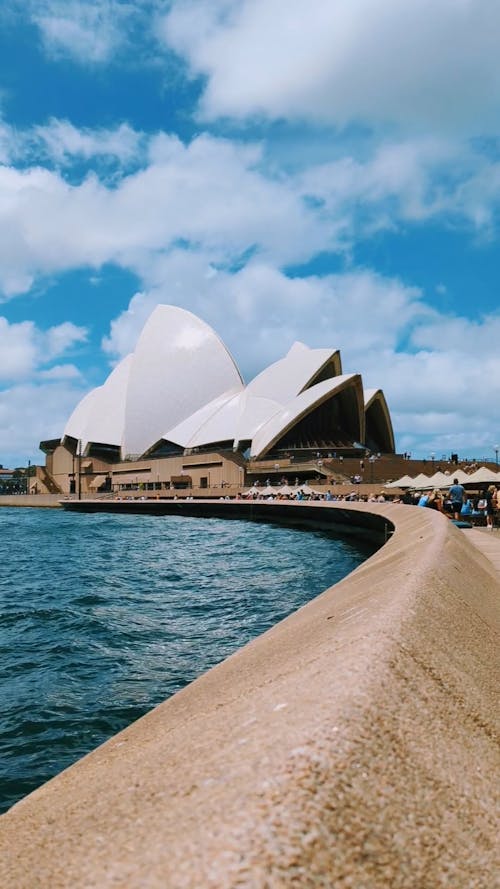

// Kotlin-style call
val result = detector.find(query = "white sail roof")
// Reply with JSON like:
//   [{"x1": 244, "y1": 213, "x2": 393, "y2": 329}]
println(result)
[
  {"x1": 122, "y1": 305, "x2": 243, "y2": 458},
  {"x1": 245, "y1": 342, "x2": 341, "y2": 403},
  {"x1": 161, "y1": 387, "x2": 242, "y2": 449},
  {"x1": 64, "y1": 354, "x2": 133, "y2": 452},
  {"x1": 250, "y1": 374, "x2": 361, "y2": 459},
  {"x1": 58, "y1": 304, "x2": 395, "y2": 462}
]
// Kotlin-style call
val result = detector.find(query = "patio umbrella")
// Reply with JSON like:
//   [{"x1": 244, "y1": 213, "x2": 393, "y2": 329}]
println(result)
[
  {"x1": 385, "y1": 475, "x2": 415, "y2": 488},
  {"x1": 446, "y1": 469, "x2": 470, "y2": 483},
  {"x1": 426, "y1": 471, "x2": 455, "y2": 488},
  {"x1": 409, "y1": 473, "x2": 433, "y2": 488},
  {"x1": 463, "y1": 466, "x2": 500, "y2": 485}
]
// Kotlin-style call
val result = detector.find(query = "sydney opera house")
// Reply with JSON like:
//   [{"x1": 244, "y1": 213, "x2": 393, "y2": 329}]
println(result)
[{"x1": 40, "y1": 305, "x2": 395, "y2": 495}]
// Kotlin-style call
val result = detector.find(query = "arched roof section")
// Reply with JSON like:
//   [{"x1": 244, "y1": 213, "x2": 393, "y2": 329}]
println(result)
[
  {"x1": 158, "y1": 387, "x2": 242, "y2": 450},
  {"x1": 123, "y1": 305, "x2": 244, "y2": 458},
  {"x1": 235, "y1": 393, "x2": 283, "y2": 444},
  {"x1": 306, "y1": 349, "x2": 342, "y2": 387},
  {"x1": 364, "y1": 389, "x2": 395, "y2": 454},
  {"x1": 245, "y1": 342, "x2": 342, "y2": 405},
  {"x1": 63, "y1": 387, "x2": 101, "y2": 452},
  {"x1": 62, "y1": 355, "x2": 133, "y2": 454},
  {"x1": 250, "y1": 374, "x2": 364, "y2": 460}
]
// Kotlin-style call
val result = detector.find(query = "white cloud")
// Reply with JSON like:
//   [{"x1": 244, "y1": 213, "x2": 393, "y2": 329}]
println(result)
[
  {"x1": 39, "y1": 364, "x2": 82, "y2": 380},
  {"x1": 0, "y1": 319, "x2": 38, "y2": 380},
  {"x1": 162, "y1": 0, "x2": 500, "y2": 136},
  {"x1": 103, "y1": 254, "x2": 426, "y2": 371},
  {"x1": 0, "y1": 133, "x2": 331, "y2": 297},
  {"x1": 32, "y1": 119, "x2": 145, "y2": 166},
  {"x1": 0, "y1": 316, "x2": 88, "y2": 381},
  {"x1": 1, "y1": 122, "x2": 497, "y2": 304},
  {"x1": 0, "y1": 380, "x2": 87, "y2": 465},
  {"x1": 0, "y1": 119, "x2": 14, "y2": 165},
  {"x1": 0, "y1": 315, "x2": 88, "y2": 464},
  {"x1": 31, "y1": 0, "x2": 134, "y2": 63},
  {"x1": 297, "y1": 137, "x2": 459, "y2": 229},
  {"x1": 45, "y1": 321, "x2": 88, "y2": 359}
]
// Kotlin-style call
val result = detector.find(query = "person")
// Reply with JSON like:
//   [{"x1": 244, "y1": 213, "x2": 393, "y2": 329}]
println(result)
[
  {"x1": 426, "y1": 489, "x2": 443, "y2": 511},
  {"x1": 460, "y1": 497, "x2": 473, "y2": 516},
  {"x1": 484, "y1": 485, "x2": 495, "y2": 530},
  {"x1": 448, "y1": 477, "x2": 465, "y2": 520}
]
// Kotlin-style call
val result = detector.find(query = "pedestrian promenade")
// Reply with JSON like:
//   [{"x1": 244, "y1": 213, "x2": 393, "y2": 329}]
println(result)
[{"x1": 462, "y1": 526, "x2": 500, "y2": 577}]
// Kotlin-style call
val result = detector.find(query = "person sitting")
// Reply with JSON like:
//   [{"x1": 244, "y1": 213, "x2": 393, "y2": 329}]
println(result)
[{"x1": 460, "y1": 498, "x2": 473, "y2": 516}]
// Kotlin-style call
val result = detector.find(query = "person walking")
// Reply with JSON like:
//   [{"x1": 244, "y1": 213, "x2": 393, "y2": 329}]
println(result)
[
  {"x1": 484, "y1": 485, "x2": 496, "y2": 530},
  {"x1": 448, "y1": 478, "x2": 465, "y2": 520}
]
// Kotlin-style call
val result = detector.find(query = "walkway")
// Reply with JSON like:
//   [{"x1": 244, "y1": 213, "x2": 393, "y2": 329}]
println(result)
[{"x1": 461, "y1": 526, "x2": 500, "y2": 577}]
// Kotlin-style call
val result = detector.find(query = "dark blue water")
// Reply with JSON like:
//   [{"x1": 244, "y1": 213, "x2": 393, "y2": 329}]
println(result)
[{"x1": 0, "y1": 507, "x2": 377, "y2": 813}]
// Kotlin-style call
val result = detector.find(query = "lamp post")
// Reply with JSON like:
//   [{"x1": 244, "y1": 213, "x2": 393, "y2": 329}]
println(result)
[
  {"x1": 26, "y1": 459, "x2": 30, "y2": 495},
  {"x1": 77, "y1": 440, "x2": 82, "y2": 500},
  {"x1": 431, "y1": 452, "x2": 435, "y2": 468},
  {"x1": 495, "y1": 445, "x2": 499, "y2": 466}
]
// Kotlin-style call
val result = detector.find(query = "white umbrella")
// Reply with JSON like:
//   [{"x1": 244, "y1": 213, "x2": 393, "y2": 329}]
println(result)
[
  {"x1": 447, "y1": 469, "x2": 470, "y2": 483},
  {"x1": 385, "y1": 475, "x2": 415, "y2": 488},
  {"x1": 277, "y1": 484, "x2": 294, "y2": 495},
  {"x1": 410, "y1": 473, "x2": 433, "y2": 488},
  {"x1": 427, "y1": 471, "x2": 455, "y2": 488},
  {"x1": 464, "y1": 466, "x2": 500, "y2": 485}
]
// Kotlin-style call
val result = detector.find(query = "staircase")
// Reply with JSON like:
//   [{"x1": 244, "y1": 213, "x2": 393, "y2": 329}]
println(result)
[{"x1": 36, "y1": 466, "x2": 63, "y2": 495}]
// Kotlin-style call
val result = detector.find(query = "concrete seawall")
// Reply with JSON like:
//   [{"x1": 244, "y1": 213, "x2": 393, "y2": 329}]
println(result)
[
  {"x1": 0, "y1": 502, "x2": 498, "y2": 888},
  {"x1": 0, "y1": 494, "x2": 62, "y2": 508}
]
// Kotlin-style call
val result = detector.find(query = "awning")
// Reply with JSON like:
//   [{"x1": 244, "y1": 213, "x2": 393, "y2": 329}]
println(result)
[{"x1": 89, "y1": 475, "x2": 107, "y2": 489}]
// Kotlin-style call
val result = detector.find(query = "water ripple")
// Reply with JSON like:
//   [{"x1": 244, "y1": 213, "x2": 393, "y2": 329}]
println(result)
[{"x1": 0, "y1": 507, "x2": 376, "y2": 812}]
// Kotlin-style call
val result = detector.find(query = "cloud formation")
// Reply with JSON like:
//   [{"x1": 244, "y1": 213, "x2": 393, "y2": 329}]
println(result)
[
  {"x1": 1, "y1": 1, "x2": 500, "y2": 465},
  {"x1": 0, "y1": 316, "x2": 87, "y2": 381},
  {"x1": 30, "y1": 0, "x2": 135, "y2": 63},
  {"x1": 162, "y1": 0, "x2": 500, "y2": 135},
  {"x1": 2, "y1": 123, "x2": 500, "y2": 302}
]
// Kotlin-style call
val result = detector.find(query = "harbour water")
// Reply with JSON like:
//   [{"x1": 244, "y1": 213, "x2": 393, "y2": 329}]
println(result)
[{"x1": 0, "y1": 507, "x2": 377, "y2": 813}]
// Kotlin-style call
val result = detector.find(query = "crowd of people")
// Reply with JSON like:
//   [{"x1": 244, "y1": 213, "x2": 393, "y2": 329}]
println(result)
[
  {"x1": 241, "y1": 476, "x2": 499, "y2": 528},
  {"x1": 405, "y1": 478, "x2": 499, "y2": 529}
]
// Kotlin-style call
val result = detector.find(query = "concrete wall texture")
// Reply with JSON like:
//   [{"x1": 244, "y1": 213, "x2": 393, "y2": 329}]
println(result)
[{"x1": 0, "y1": 502, "x2": 498, "y2": 888}]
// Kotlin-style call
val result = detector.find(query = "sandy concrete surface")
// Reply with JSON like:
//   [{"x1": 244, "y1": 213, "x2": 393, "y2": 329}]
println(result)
[
  {"x1": 0, "y1": 502, "x2": 498, "y2": 888},
  {"x1": 0, "y1": 494, "x2": 62, "y2": 507}
]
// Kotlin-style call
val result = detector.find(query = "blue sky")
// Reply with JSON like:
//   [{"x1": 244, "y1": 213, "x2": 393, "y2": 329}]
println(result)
[{"x1": 1, "y1": 0, "x2": 500, "y2": 467}]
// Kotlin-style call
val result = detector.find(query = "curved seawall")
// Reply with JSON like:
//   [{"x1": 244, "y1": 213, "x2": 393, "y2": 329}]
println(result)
[{"x1": 0, "y1": 501, "x2": 498, "y2": 888}]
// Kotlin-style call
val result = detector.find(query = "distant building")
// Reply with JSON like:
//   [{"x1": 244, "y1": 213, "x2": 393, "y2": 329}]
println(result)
[{"x1": 40, "y1": 305, "x2": 395, "y2": 495}]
